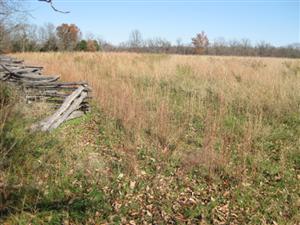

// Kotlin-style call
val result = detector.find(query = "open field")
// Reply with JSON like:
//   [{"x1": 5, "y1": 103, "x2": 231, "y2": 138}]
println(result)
[{"x1": 1, "y1": 52, "x2": 300, "y2": 224}]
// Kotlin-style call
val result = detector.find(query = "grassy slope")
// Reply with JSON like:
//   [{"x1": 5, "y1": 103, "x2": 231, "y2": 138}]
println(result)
[{"x1": 1, "y1": 53, "x2": 299, "y2": 224}]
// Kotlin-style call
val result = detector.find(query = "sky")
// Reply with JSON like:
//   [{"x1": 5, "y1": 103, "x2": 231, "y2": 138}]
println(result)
[{"x1": 26, "y1": 0, "x2": 300, "y2": 46}]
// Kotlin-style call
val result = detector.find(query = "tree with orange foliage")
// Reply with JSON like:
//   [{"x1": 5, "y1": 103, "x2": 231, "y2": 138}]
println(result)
[
  {"x1": 56, "y1": 23, "x2": 81, "y2": 51},
  {"x1": 192, "y1": 31, "x2": 209, "y2": 54},
  {"x1": 86, "y1": 40, "x2": 99, "y2": 52}
]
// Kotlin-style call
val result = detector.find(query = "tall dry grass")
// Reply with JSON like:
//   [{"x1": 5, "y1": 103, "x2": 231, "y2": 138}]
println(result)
[{"x1": 13, "y1": 52, "x2": 300, "y2": 171}]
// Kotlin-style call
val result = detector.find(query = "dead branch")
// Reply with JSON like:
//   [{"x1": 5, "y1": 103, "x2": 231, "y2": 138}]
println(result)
[{"x1": 38, "y1": 0, "x2": 70, "y2": 14}]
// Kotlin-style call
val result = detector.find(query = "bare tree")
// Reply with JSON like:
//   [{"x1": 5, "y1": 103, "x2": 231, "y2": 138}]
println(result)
[
  {"x1": 38, "y1": 23, "x2": 58, "y2": 51},
  {"x1": 176, "y1": 38, "x2": 185, "y2": 54},
  {"x1": 10, "y1": 24, "x2": 39, "y2": 52},
  {"x1": 192, "y1": 31, "x2": 209, "y2": 54},
  {"x1": 128, "y1": 30, "x2": 143, "y2": 50},
  {"x1": 0, "y1": 0, "x2": 24, "y2": 23},
  {"x1": 0, "y1": 0, "x2": 26, "y2": 52}
]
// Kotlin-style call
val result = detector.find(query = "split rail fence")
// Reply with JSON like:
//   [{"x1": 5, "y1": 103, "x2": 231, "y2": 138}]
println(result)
[{"x1": 0, "y1": 55, "x2": 91, "y2": 131}]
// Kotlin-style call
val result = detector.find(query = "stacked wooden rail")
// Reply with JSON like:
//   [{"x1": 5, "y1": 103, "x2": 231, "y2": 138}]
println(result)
[{"x1": 0, "y1": 55, "x2": 91, "y2": 131}]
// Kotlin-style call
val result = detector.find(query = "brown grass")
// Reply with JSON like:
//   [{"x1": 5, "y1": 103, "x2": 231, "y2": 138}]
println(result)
[{"x1": 12, "y1": 52, "x2": 300, "y2": 171}]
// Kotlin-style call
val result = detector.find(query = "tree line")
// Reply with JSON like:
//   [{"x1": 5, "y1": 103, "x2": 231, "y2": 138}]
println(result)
[
  {"x1": 1, "y1": 22, "x2": 299, "y2": 58},
  {"x1": 0, "y1": 23, "x2": 101, "y2": 52},
  {"x1": 1, "y1": 0, "x2": 299, "y2": 58}
]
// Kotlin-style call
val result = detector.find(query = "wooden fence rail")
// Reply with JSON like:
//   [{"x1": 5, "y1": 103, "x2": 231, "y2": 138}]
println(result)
[{"x1": 0, "y1": 55, "x2": 91, "y2": 131}]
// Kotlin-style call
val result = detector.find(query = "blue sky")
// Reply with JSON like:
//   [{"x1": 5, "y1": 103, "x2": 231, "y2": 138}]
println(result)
[{"x1": 27, "y1": 0, "x2": 299, "y2": 46}]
